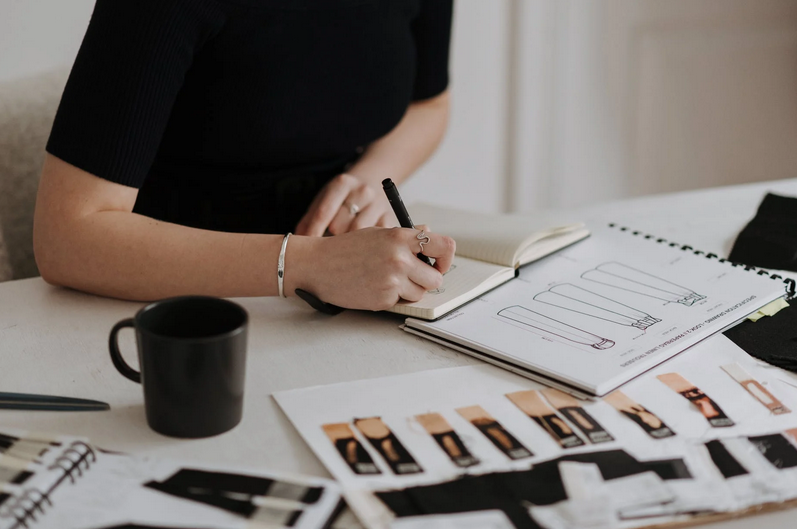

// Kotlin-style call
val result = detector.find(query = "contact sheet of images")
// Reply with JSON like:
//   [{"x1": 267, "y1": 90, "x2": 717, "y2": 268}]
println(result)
[
  {"x1": 277, "y1": 342, "x2": 797, "y2": 529},
  {"x1": 311, "y1": 359, "x2": 797, "y2": 491}
]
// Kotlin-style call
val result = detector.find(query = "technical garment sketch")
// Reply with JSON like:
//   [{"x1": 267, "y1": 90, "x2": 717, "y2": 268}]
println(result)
[
  {"x1": 498, "y1": 305, "x2": 614, "y2": 350},
  {"x1": 582, "y1": 262, "x2": 706, "y2": 306},
  {"x1": 533, "y1": 283, "x2": 661, "y2": 330}
]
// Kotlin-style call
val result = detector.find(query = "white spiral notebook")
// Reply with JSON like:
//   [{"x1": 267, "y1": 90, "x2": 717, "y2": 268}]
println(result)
[{"x1": 403, "y1": 223, "x2": 795, "y2": 397}]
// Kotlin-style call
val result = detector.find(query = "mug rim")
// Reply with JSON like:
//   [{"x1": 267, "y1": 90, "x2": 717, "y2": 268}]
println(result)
[{"x1": 134, "y1": 295, "x2": 248, "y2": 342}]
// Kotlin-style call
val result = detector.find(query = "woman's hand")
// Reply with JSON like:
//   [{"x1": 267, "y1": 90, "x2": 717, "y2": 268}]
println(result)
[
  {"x1": 288, "y1": 227, "x2": 455, "y2": 311},
  {"x1": 295, "y1": 173, "x2": 397, "y2": 236}
]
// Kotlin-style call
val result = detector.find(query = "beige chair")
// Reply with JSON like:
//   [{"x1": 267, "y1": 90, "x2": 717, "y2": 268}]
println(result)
[{"x1": 0, "y1": 69, "x2": 69, "y2": 282}]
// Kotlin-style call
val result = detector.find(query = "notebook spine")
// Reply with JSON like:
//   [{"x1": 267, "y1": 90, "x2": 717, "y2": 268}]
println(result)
[
  {"x1": 1, "y1": 441, "x2": 96, "y2": 529},
  {"x1": 608, "y1": 224, "x2": 796, "y2": 301}
]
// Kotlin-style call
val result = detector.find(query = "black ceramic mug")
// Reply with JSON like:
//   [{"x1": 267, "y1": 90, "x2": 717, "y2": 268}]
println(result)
[{"x1": 109, "y1": 296, "x2": 248, "y2": 438}]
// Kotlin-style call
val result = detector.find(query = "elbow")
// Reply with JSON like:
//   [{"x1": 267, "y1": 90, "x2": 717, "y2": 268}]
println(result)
[{"x1": 33, "y1": 221, "x2": 67, "y2": 287}]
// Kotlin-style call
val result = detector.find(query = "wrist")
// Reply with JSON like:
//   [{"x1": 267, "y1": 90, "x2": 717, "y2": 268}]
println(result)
[{"x1": 282, "y1": 234, "x2": 321, "y2": 297}]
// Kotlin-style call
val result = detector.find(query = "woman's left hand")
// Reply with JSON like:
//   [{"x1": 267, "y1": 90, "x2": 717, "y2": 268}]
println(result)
[{"x1": 295, "y1": 173, "x2": 397, "y2": 236}]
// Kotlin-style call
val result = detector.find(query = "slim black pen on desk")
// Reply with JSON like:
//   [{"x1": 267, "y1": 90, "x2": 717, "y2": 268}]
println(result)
[
  {"x1": 295, "y1": 178, "x2": 435, "y2": 314},
  {"x1": 0, "y1": 392, "x2": 110, "y2": 411}
]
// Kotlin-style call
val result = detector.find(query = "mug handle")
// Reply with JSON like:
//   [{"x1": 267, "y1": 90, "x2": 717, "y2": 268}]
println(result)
[{"x1": 109, "y1": 319, "x2": 141, "y2": 383}]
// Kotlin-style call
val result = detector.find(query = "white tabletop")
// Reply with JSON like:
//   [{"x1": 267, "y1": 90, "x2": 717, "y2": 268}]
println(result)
[{"x1": 3, "y1": 178, "x2": 797, "y2": 528}]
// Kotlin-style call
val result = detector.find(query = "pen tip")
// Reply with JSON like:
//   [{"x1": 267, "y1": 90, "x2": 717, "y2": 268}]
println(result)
[{"x1": 381, "y1": 178, "x2": 394, "y2": 189}]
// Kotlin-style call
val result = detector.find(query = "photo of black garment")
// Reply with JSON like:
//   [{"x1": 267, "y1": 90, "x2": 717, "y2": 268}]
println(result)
[
  {"x1": 333, "y1": 438, "x2": 381, "y2": 475},
  {"x1": 376, "y1": 449, "x2": 690, "y2": 529},
  {"x1": 556, "y1": 407, "x2": 614, "y2": 444},
  {"x1": 0, "y1": 432, "x2": 58, "y2": 460},
  {"x1": 705, "y1": 440, "x2": 748, "y2": 478},
  {"x1": 473, "y1": 418, "x2": 533, "y2": 460},
  {"x1": 620, "y1": 408, "x2": 676, "y2": 439},
  {"x1": 0, "y1": 467, "x2": 32, "y2": 486},
  {"x1": 532, "y1": 415, "x2": 585, "y2": 449},
  {"x1": 322, "y1": 423, "x2": 381, "y2": 475},
  {"x1": 96, "y1": 526, "x2": 219, "y2": 529},
  {"x1": 354, "y1": 417, "x2": 423, "y2": 475},
  {"x1": 431, "y1": 432, "x2": 479, "y2": 468},
  {"x1": 681, "y1": 388, "x2": 734, "y2": 427},
  {"x1": 748, "y1": 434, "x2": 797, "y2": 469},
  {"x1": 144, "y1": 469, "x2": 319, "y2": 520}
]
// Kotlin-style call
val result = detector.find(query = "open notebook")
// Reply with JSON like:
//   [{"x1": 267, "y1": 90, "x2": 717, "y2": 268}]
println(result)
[{"x1": 387, "y1": 203, "x2": 590, "y2": 320}]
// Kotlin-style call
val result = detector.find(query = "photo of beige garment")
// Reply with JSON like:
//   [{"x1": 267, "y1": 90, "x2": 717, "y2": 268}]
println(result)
[
  {"x1": 416, "y1": 413, "x2": 479, "y2": 468},
  {"x1": 657, "y1": 373, "x2": 734, "y2": 427},
  {"x1": 322, "y1": 423, "x2": 380, "y2": 475},
  {"x1": 505, "y1": 390, "x2": 585, "y2": 448},
  {"x1": 353, "y1": 417, "x2": 423, "y2": 475},
  {"x1": 721, "y1": 363, "x2": 791, "y2": 415},
  {"x1": 456, "y1": 405, "x2": 533, "y2": 459},
  {"x1": 604, "y1": 390, "x2": 675, "y2": 439}
]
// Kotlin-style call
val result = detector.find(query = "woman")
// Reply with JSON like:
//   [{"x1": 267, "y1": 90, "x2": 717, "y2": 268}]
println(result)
[{"x1": 33, "y1": 0, "x2": 456, "y2": 311}]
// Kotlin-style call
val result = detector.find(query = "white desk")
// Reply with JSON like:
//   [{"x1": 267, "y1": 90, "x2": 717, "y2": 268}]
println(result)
[{"x1": 3, "y1": 178, "x2": 797, "y2": 529}]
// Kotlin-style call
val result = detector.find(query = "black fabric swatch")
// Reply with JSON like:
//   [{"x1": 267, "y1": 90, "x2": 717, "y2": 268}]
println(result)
[
  {"x1": 705, "y1": 440, "x2": 748, "y2": 478},
  {"x1": 643, "y1": 459, "x2": 692, "y2": 480},
  {"x1": 11, "y1": 471, "x2": 32, "y2": 485},
  {"x1": 145, "y1": 468, "x2": 321, "y2": 518},
  {"x1": 0, "y1": 433, "x2": 19, "y2": 452},
  {"x1": 724, "y1": 303, "x2": 797, "y2": 373},
  {"x1": 729, "y1": 193, "x2": 797, "y2": 272},
  {"x1": 748, "y1": 434, "x2": 797, "y2": 469},
  {"x1": 376, "y1": 449, "x2": 686, "y2": 529}
]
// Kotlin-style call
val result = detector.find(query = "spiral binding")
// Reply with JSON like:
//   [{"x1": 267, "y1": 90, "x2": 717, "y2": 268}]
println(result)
[
  {"x1": 608, "y1": 224, "x2": 796, "y2": 301},
  {"x1": 0, "y1": 441, "x2": 96, "y2": 529}
]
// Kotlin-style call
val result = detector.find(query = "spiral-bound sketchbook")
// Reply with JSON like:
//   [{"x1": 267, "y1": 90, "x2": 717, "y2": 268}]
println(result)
[
  {"x1": 404, "y1": 224, "x2": 795, "y2": 397},
  {"x1": 0, "y1": 429, "x2": 342, "y2": 529}
]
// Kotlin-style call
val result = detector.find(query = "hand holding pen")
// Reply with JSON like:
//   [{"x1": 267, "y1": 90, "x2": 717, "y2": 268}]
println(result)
[{"x1": 293, "y1": 179, "x2": 455, "y2": 313}]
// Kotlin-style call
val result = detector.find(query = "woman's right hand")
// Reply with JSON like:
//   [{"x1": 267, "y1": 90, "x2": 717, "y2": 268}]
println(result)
[{"x1": 287, "y1": 227, "x2": 456, "y2": 311}]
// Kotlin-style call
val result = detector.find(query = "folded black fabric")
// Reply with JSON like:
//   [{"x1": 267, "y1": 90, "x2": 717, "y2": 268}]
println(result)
[
  {"x1": 724, "y1": 302, "x2": 797, "y2": 372},
  {"x1": 728, "y1": 193, "x2": 797, "y2": 271},
  {"x1": 375, "y1": 449, "x2": 685, "y2": 529}
]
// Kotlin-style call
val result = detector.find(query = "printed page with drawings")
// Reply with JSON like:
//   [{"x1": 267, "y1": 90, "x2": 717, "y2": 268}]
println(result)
[{"x1": 404, "y1": 225, "x2": 789, "y2": 396}]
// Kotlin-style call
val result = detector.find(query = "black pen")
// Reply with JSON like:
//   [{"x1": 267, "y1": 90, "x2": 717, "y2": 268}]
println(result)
[{"x1": 382, "y1": 178, "x2": 434, "y2": 266}]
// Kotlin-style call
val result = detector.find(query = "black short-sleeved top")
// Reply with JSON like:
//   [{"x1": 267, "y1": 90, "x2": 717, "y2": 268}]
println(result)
[{"x1": 46, "y1": 0, "x2": 453, "y2": 234}]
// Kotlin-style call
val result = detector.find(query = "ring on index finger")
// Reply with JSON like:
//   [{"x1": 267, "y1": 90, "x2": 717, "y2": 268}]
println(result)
[{"x1": 416, "y1": 230, "x2": 431, "y2": 253}]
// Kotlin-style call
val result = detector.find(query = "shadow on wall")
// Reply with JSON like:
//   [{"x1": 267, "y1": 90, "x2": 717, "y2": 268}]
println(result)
[{"x1": 0, "y1": 69, "x2": 69, "y2": 282}]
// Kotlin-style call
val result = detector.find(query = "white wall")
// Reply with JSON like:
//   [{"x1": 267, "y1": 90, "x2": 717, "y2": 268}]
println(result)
[{"x1": 0, "y1": 0, "x2": 94, "y2": 83}]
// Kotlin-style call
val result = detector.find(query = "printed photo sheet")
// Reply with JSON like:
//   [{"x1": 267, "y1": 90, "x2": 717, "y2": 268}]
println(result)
[
  {"x1": 275, "y1": 333, "x2": 797, "y2": 529},
  {"x1": 0, "y1": 433, "x2": 341, "y2": 529},
  {"x1": 405, "y1": 224, "x2": 788, "y2": 395}
]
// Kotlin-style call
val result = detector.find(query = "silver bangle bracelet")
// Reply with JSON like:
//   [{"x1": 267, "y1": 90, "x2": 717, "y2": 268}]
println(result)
[{"x1": 278, "y1": 232, "x2": 291, "y2": 298}]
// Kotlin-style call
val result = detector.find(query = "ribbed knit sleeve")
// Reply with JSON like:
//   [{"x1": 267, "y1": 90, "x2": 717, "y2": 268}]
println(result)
[
  {"x1": 46, "y1": 0, "x2": 225, "y2": 188},
  {"x1": 411, "y1": 0, "x2": 453, "y2": 101}
]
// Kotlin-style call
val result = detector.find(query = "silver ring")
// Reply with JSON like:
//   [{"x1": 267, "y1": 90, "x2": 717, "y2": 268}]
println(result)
[
  {"x1": 345, "y1": 202, "x2": 360, "y2": 216},
  {"x1": 416, "y1": 230, "x2": 430, "y2": 253}
]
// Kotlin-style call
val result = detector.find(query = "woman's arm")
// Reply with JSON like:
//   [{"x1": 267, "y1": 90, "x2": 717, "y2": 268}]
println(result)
[
  {"x1": 295, "y1": 90, "x2": 450, "y2": 236},
  {"x1": 34, "y1": 154, "x2": 454, "y2": 308}
]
